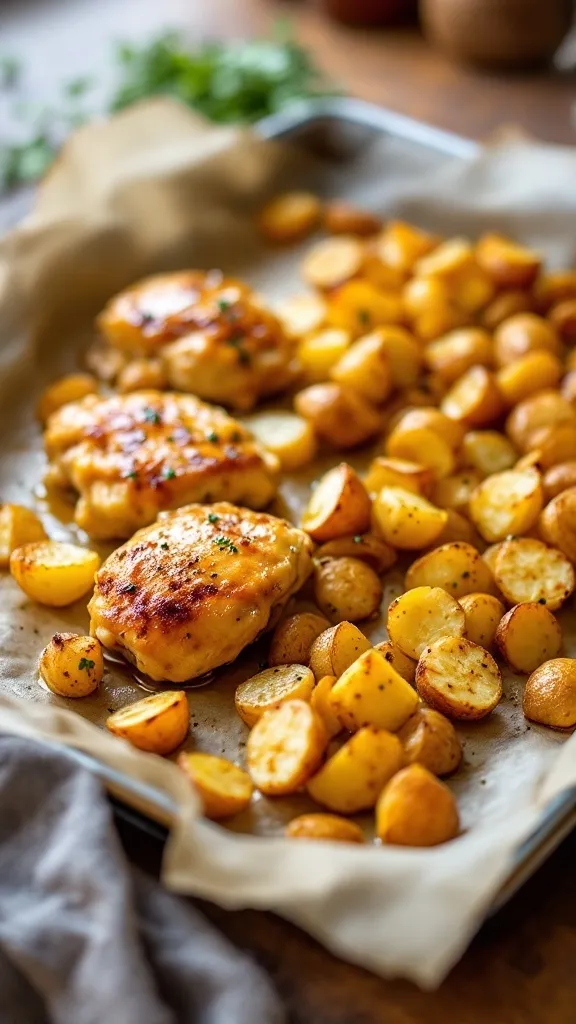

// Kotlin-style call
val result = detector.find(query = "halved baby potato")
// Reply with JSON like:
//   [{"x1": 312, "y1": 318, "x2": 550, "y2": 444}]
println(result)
[
  {"x1": 373, "y1": 640, "x2": 416, "y2": 684},
  {"x1": 308, "y1": 621, "x2": 371, "y2": 680},
  {"x1": 329, "y1": 648, "x2": 419, "y2": 733},
  {"x1": 268, "y1": 613, "x2": 331, "y2": 668},
  {"x1": 494, "y1": 537, "x2": 575, "y2": 610},
  {"x1": 432, "y1": 471, "x2": 482, "y2": 514},
  {"x1": 387, "y1": 585, "x2": 465, "y2": 661},
  {"x1": 177, "y1": 753, "x2": 253, "y2": 819},
  {"x1": 364, "y1": 456, "x2": 434, "y2": 498},
  {"x1": 307, "y1": 726, "x2": 403, "y2": 814},
  {"x1": 468, "y1": 468, "x2": 543, "y2": 542},
  {"x1": 475, "y1": 233, "x2": 541, "y2": 289},
  {"x1": 386, "y1": 417, "x2": 455, "y2": 480},
  {"x1": 440, "y1": 366, "x2": 504, "y2": 427},
  {"x1": 315, "y1": 533, "x2": 397, "y2": 574},
  {"x1": 497, "y1": 350, "x2": 562, "y2": 407},
  {"x1": 247, "y1": 699, "x2": 327, "y2": 796},
  {"x1": 297, "y1": 328, "x2": 350, "y2": 382},
  {"x1": 461, "y1": 431, "x2": 517, "y2": 478},
  {"x1": 37, "y1": 372, "x2": 99, "y2": 423},
  {"x1": 259, "y1": 191, "x2": 322, "y2": 243},
  {"x1": 324, "y1": 200, "x2": 381, "y2": 236},
  {"x1": 310, "y1": 675, "x2": 342, "y2": 737},
  {"x1": 330, "y1": 332, "x2": 393, "y2": 404},
  {"x1": 495, "y1": 603, "x2": 562, "y2": 675},
  {"x1": 301, "y1": 463, "x2": 371, "y2": 542},
  {"x1": 242, "y1": 411, "x2": 316, "y2": 470},
  {"x1": 459, "y1": 592, "x2": 505, "y2": 650},
  {"x1": 39, "y1": 633, "x2": 103, "y2": 698},
  {"x1": 373, "y1": 487, "x2": 448, "y2": 550},
  {"x1": 523, "y1": 659, "x2": 576, "y2": 729},
  {"x1": 415, "y1": 636, "x2": 502, "y2": 720},
  {"x1": 302, "y1": 235, "x2": 364, "y2": 289},
  {"x1": 376, "y1": 763, "x2": 460, "y2": 847},
  {"x1": 539, "y1": 486, "x2": 576, "y2": 563},
  {"x1": 397, "y1": 707, "x2": 462, "y2": 777},
  {"x1": 405, "y1": 542, "x2": 495, "y2": 599},
  {"x1": 295, "y1": 383, "x2": 382, "y2": 449},
  {"x1": 365, "y1": 326, "x2": 423, "y2": 388},
  {"x1": 234, "y1": 664, "x2": 315, "y2": 727},
  {"x1": 285, "y1": 813, "x2": 365, "y2": 843},
  {"x1": 327, "y1": 279, "x2": 404, "y2": 335},
  {"x1": 313, "y1": 556, "x2": 383, "y2": 623},
  {"x1": 106, "y1": 691, "x2": 189, "y2": 755},
  {"x1": 0, "y1": 504, "x2": 47, "y2": 569},
  {"x1": 424, "y1": 328, "x2": 494, "y2": 384},
  {"x1": 10, "y1": 541, "x2": 100, "y2": 607},
  {"x1": 276, "y1": 293, "x2": 327, "y2": 338},
  {"x1": 376, "y1": 220, "x2": 438, "y2": 273}
]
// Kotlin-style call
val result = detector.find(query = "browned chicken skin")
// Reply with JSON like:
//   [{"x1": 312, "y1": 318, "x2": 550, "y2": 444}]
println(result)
[
  {"x1": 88, "y1": 502, "x2": 313, "y2": 682},
  {"x1": 44, "y1": 390, "x2": 279, "y2": 540},
  {"x1": 97, "y1": 271, "x2": 297, "y2": 410}
]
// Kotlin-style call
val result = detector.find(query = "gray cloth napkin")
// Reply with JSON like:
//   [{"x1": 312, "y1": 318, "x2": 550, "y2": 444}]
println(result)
[{"x1": 0, "y1": 735, "x2": 284, "y2": 1024}]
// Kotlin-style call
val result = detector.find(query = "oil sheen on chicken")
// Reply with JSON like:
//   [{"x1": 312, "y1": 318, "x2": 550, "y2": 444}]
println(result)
[
  {"x1": 97, "y1": 270, "x2": 297, "y2": 410},
  {"x1": 88, "y1": 502, "x2": 313, "y2": 682},
  {"x1": 44, "y1": 390, "x2": 279, "y2": 540}
]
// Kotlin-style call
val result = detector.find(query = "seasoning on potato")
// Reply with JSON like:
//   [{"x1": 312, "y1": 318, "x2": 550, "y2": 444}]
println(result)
[
  {"x1": 376, "y1": 764, "x2": 459, "y2": 847},
  {"x1": 468, "y1": 468, "x2": 543, "y2": 543},
  {"x1": 301, "y1": 463, "x2": 371, "y2": 542},
  {"x1": 234, "y1": 664, "x2": 316, "y2": 727},
  {"x1": 523, "y1": 659, "x2": 576, "y2": 729},
  {"x1": 364, "y1": 456, "x2": 434, "y2": 498},
  {"x1": 459, "y1": 592, "x2": 505, "y2": 650},
  {"x1": 310, "y1": 675, "x2": 342, "y2": 737},
  {"x1": 405, "y1": 542, "x2": 495, "y2": 599},
  {"x1": 397, "y1": 708, "x2": 462, "y2": 777},
  {"x1": 259, "y1": 191, "x2": 322, "y2": 243},
  {"x1": 269, "y1": 613, "x2": 331, "y2": 668},
  {"x1": 286, "y1": 812, "x2": 365, "y2": 843},
  {"x1": 415, "y1": 636, "x2": 502, "y2": 721},
  {"x1": 495, "y1": 603, "x2": 562, "y2": 675},
  {"x1": 539, "y1": 486, "x2": 576, "y2": 563},
  {"x1": 294, "y1": 382, "x2": 382, "y2": 449},
  {"x1": 10, "y1": 541, "x2": 101, "y2": 607},
  {"x1": 330, "y1": 332, "x2": 393, "y2": 404},
  {"x1": 373, "y1": 640, "x2": 416, "y2": 684},
  {"x1": 315, "y1": 533, "x2": 396, "y2": 574},
  {"x1": 307, "y1": 726, "x2": 403, "y2": 814},
  {"x1": 242, "y1": 411, "x2": 317, "y2": 471},
  {"x1": 387, "y1": 586, "x2": 465, "y2": 661},
  {"x1": 309, "y1": 621, "x2": 371, "y2": 680},
  {"x1": 0, "y1": 504, "x2": 47, "y2": 569},
  {"x1": 302, "y1": 235, "x2": 364, "y2": 289},
  {"x1": 39, "y1": 633, "x2": 103, "y2": 698},
  {"x1": 106, "y1": 691, "x2": 189, "y2": 755},
  {"x1": 373, "y1": 487, "x2": 448, "y2": 550},
  {"x1": 493, "y1": 537, "x2": 575, "y2": 610},
  {"x1": 177, "y1": 753, "x2": 253, "y2": 819},
  {"x1": 329, "y1": 648, "x2": 419, "y2": 733},
  {"x1": 313, "y1": 556, "x2": 383, "y2": 623},
  {"x1": 441, "y1": 366, "x2": 504, "y2": 428},
  {"x1": 247, "y1": 699, "x2": 327, "y2": 796}
]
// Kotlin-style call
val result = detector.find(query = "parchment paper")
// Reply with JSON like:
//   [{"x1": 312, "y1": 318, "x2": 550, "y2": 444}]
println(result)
[{"x1": 1, "y1": 98, "x2": 576, "y2": 986}]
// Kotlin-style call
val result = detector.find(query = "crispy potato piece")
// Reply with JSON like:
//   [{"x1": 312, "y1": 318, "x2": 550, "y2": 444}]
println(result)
[
  {"x1": 405, "y1": 542, "x2": 495, "y2": 599},
  {"x1": 297, "y1": 328, "x2": 350, "y2": 383},
  {"x1": 259, "y1": 192, "x2": 321, "y2": 243},
  {"x1": 402, "y1": 274, "x2": 449, "y2": 316},
  {"x1": 309, "y1": 622, "x2": 371, "y2": 680},
  {"x1": 549, "y1": 299, "x2": 576, "y2": 345},
  {"x1": 432, "y1": 470, "x2": 482, "y2": 514},
  {"x1": 242, "y1": 411, "x2": 316, "y2": 471},
  {"x1": 373, "y1": 641, "x2": 416, "y2": 684},
  {"x1": 0, "y1": 504, "x2": 47, "y2": 569},
  {"x1": 10, "y1": 541, "x2": 100, "y2": 607},
  {"x1": 294, "y1": 383, "x2": 382, "y2": 449},
  {"x1": 376, "y1": 764, "x2": 459, "y2": 846},
  {"x1": 269, "y1": 613, "x2": 331, "y2": 668},
  {"x1": 106, "y1": 691, "x2": 189, "y2": 754},
  {"x1": 177, "y1": 753, "x2": 253, "y2": 819},
  {"x1": 497, "y1": 350, "x2": 563, "y2": 407},
  {"x1": 416, "y1": 636, "x2": 502, "y2": 721},
  {"x1": 310, "y1": 675, "x2": 342, "y2": 737},
  {"x1": 461, "y1": 431, "x2": 517, "y2": 478},
  {"x1": 424, "y1": 328, "x2": 493, "y2": 385},
  {"x1": 315, "y1": 533, "x2": 396, "y2": 573},
  {"x1": 323, "y1": 201, "x2": 381, "y2": 236},
  {"x1": 327, "y1": 280, "x2": 404, "y2": 335},
  {"x1": 539, "y1": 487, "x2": 576, "y2": 562},
  {"x1": 459, "y1": 592, "x2": 505, "y2": 649},
  {"x1": 523, "y1": 659, "x2": 576, "y2": 728},
  {"x1": 482, "y1": 289, "x2": 534, "y2": 330},
  {"x1": 495, "y1": 603, "x2": 562, "y2": 675},
  {"x1": 469, "y1": 468, "x2": 543, "y2": 542},
  {"x1": 276, "y1": 293, "x2": 327, "y2": 339},
  {"x1": 534, "y1": 271, "x2": 576, "y2": 312},
  {"x1": 329, "y1": 648, "x2": 419, "y2": 732},
  {"x1": 542, "y1": 462, "x2": 576, "y2": 502},
  {"x1": 285, "y1": 812, "x2": 365, "y2": 842},
  {"x1": 362, "y1": 250, "x2": 406, "y2": 292},
  {"x1": 247, "y1": 699, "x2": 327, "y2": 795},
  {"x1": 377, "y1": 220, "x2": 438, "y2": 270},
  {"x1": 441, "y1": 367, "x2": 504, "y2": 427},
  {"x1": 373, "y1": 487, "x2": 448, "y2": 550},
  {"x1": 39, "y1": 632, "x2": 103, "y2": 698},
  {"x1": 313, "y1": 557, "x2": 383, "y2": 623},
  {"x1": 431, "y1": 508, "x2": 482, "y2": 548},
  {"x1": 301, "y1": 463, "x2": 371, "y2": 542},
  {"x1": 364, "y1": 327, "x2": 423, "y2": 389},
  {"x1": 494, "y1": 313, "x2": 560, "y2": 367},
  {"x1": 561, "y1": 370, "x2": 576, "y2": 405},
  {"x1": 330, "y1": 332, "x2": 392, "y2": 403},
  {"x1": 387, "y1": 586, "x2": 465, "y2": 660},
  {"x1": 482, "y1": 542, "x2": 504, "y2": 576},
  {"x1": 397, "y1": 708, "x2": 462, "y2": 776},
  {"x1": 302, "y1": 236, "x2": 364, "y2": 289},
  {"x1": 235, "y1": 664, "x2": 316, "y2": 727},
  {"x1": 453, "y1": 265, "x2": 495, "y2": 313},
  {"x1": 414, "y1": 237, "x2": 473, "y2": 279},
  {"x1": 494, "y1": 537, "x2": 575, "y2": 610},
  {"x1": 117, "y1": 358, "x2": 167, "y2": 393},
  {"x1": 506, "y1": 390, "x2": 576, "y2": 452},
  {"x1": 307, "y1": 726, "x2": 403, "y2": 813},
  {"x1": 364, "y1": 457, "x2": 434, "y2": 498},
  {"x1": 386, "y1": 418, "x2": 455, "y2": 480},
  {"x1": 476, "y1": 233, "x2": 541, "y2": 289},
  {"x1": 391, "y1": 407, "x2": 464, "y2": 450},
  {"x1": 37, "y1": 373, "x2": 98, "y2": 423},
  {"x1": 528, "y1": 422, "x2": 576, "y2": 471}
]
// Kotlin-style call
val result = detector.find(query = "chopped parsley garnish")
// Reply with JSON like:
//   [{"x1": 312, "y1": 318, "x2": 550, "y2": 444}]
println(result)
[
  {"x1": 78, "y1": 657, "x2": 95, "y2": 671},
  {"x1": 217, "y1": 298, "x2": 231, "y2": 313},
  {"x1": 357, "y1": 309, "x2": 371, "y2": 326},
  {"x1": 226, "y1": 332, "x2": 251, "y2": 365},
  {"x1": 213, "y1": 535, "x2": 238, "y2": 553},
  {"x1": 230, "y1": 430, "x2": 242, "y2": 443},
  {"x1": 163, "y1": 467, "x2": 176, "y2": 480},
  {"x1": 353, "y1": 535, "x2": 363, "y2": 543},
  {"x1": 206, "y1": 431, "x2": 219, "y2": 443},
  {"x1": 143, "y1": 407, "x2": 161, "y2": 425},
  {"x1": 125, "y1": 470, "x2": 138, "y2": 480},
  {"x1": 208, "y1": 512, "x2": 220, "y2": 524},
  {"x1": 160, "y1": 542, "x2": 169, "y2": 550},
  {"x1": 167, "y1": 435, "x2": 175, "y2": 443}
]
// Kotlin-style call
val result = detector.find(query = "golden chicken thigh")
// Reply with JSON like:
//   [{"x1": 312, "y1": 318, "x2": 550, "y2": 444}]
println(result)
[
  {"x1": 44, "y1": 391, "x2": 279, "y2": 540},
  {"x1": 89, "y1": 502, "x2": 313, "y2": 682},
  {"x1": 97, "y1": 270, "x2": 296, "y2": 410}
]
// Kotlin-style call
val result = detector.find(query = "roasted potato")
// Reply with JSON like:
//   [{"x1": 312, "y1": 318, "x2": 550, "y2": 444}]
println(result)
[
  {"x1": 0, "y1": 504, "x2": 47, "y2": 569},
  {"x1": 313, "y1": 557, "x2": 383, "y2": 623},
  {"x1": 329, "y1": 647, "x2": 419, "y2": 732},
  {"x1": 461, "y1": 431, "x2": 517, "y2": 478},
  {"x1": 387, "y1": 586, "x2": 465, "y2": 660},
  {"x1": 376, "y1": 764, "x2": 459, "y2": 847},
  {"x1": 276, "y1": 293, "x2": 327, "y2": 339},
  {"x1": 523, "y1": 659, "x2": 576, "y2": 729},
  {"x1": 327, "y1": 279, "x2": 404, "y2": 335},
  {"x1": 506, "y1": 390, "x2": 576, "y2": 452},
  {"x1": 481, "y1": 289, "x2": 534, "y2": 330},
  {"x1": 561, "y1": 370, "x2": 576, "y2": 405},
  {"x1": 307, "y1": 726, "x2": 403, "y2": 813},
  {"x1": 117, "y1": 358, "x2": 167, "y2": 393},
  {"x1": 285, "y1": 812, "x2": 365, "y2": 843},
  {"x1": 365, "y1": 326, "x2": 423, "y2": 389},
  {"x1": 294, "y1": 383, "x2": 382, "y2": 449},
  {"x1": 415, "y1": 237, "x2": 473, "y2": 280},
  {"x1": 106, "y1": 691, "x2": 189, "y2": 755},
  {"x1": 297, "y1": 328, "x2": 350, "y2": 383},
  {"x1": 268, "y1": 613, "x2": 331, "y2": 668},
  {"x1": 493, "y1": 313, "x2": 560, "y2": 367},
  {"x1": 330, "y1": 332, "x2": 393, "y2": 404},
  {"x1": 549, "y1": 299, "x2": 576, "y2": 345},
  {"x1": 310, "y1": 675, "x2": 342, "y2": 737},
  {"x1": 468, "y1": 468, "x2": 543, "y2": 542},
  {"x1": 495, "y1": 603, "x2": 562, "y2": 675},
  {"x1": 424, "y1": 328, "x2": 494, "y2": 385},
  {"x1": 177, "y1": 753, "x2": 253, "y2": 819},
  {"x1": 403, "y1": 276, "x2": 462, "y2": 342},
  {"x1": 323, "y1": 201, "x2": 381, "y2": 237},
  {"x1": 475, "y1": 233, "x2": 541, "y2": 289},
  {"x1": 459, "y1": 593, "x2": 505, "y2": 650},
  {"x1": 432, "y1": 471, "x2": 482, "y2": 514},
  {"x1": 37, "y1": 372, "x2": 98, "y2": 422},
  {"x1": 494, "y1": 537, "x2": 575, "y2": 610},
  {"x1": 376, "y1": 220, "x2": 438, "y2": 273},
  {"x1": 302, "y1": 236, "x2": 364, "y2": 289},
  {"x1": 431, "y1": 508, "x2": 482, "y2": 548},
  {"x1": 364, "y1": 456, "x2": 434, "y2": 498},
  {"x1": 497, "y1": 351, "x2": 563, "y2": 407},
  {"x1": 415, "y1": 636, "x2": 502, "y2": 721},
  {"x1": 441, "y1": 366, "x2": 504, "y2": 427},
  {"x1": 234, "y1": 664, "x2": 316, "y2": 727},
  {"x1": 247, "y1": 699, "x2": 327, "y2": 796},
  {"x1": 242, "y1": 411, "x2": 317, "y2": 470},
  {"x1": 372, "y1": 487, "x2": 448, "y2": 550},
  {"x1": 386, "y1": 410, "x2": 457, "y2": 479},
  {"x1": 405, "y1": 542, "x2": 495, "y2": 599},
  {"x1": 534, "y1": 270, "x2": 576, "y2": 312},
  {"x1": 301, "y1": 463, "x2": 371, "y2": 542},
  {"x1": 309, "y1": 621, "x2": 371, "y2": 680},
  {"x1": 259, "y1": 191, "x2": 322, "y2": 243},
  {"x1": 39, "y1": 633, "x2": 103, "y2": 698},
  {"x1": 373, "y1": 640, "x2": 416, "y2": 684},
  {"x1": 530, "y1": 422, "x2": 576, "y2": 471},
  {"x1": 542, "y1": 462, "x2": 576, "y2": 502},
  {"x1": 10, "y1": 541, "x2": 100, "y2": 607},
  {"x1": 315, "y1": 533, "x2": 397, "y2": 574},
  {"x1": 397, "y1": 708, "x2": 462, "y2": 777},
  {"x1": 539, "y1": 487, "x2": 576, "y2": 562},
  {"x1": 453, "y1": 264, "x2": 495, "y2": 313}
]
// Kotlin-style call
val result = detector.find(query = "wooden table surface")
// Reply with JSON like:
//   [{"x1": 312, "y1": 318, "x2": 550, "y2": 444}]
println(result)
[{"x1": 4, "y1": 1, "x2": 576, "y2": 1020}]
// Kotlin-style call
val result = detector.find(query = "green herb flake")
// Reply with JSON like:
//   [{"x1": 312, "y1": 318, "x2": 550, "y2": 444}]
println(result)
[
  {"x1": 125, "y1": 470, "x2": 138, "y2": 481},
  {"x1": 78, "y1": 658, "x2": 95, "y2": 671},
  {"x1": 143, "y1": 407, "x2": 161, "y2": 425},
  {"x1": 353, "y1": 535, "x2": 363, "y2": 544},
  {"x1": 213, "y1": 535, "x2": 238, "y2": 554},
  {"x1": 160, "y1": 542, "x2": 169, "y2": 551},
  {"x1": 206, "y1": 431, "x2": 219, "y2": 443},
  {"x1": 208, "y1": 512, "x2": 220, "y2": 524},
  {"x1": 230, "y1": 430, "x2": 242, "y2": 443},
  {"x1": 217, "y1": 298, "x2": 230, "y2": 313},
  {"x1": 163, "y1": 467, "x2": 176, "y2": 480},
  {"x1": 357, "y1": 309, "x2": 371, "y2": 326}
]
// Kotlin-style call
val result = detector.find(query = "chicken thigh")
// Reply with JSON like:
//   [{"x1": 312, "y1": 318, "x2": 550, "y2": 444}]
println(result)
[
  {"x1": 44, "y1": 390, "x2": 279, "y2": 540},
  {"x1": 89, "y1": 502, "x2": 313, "y2": 682}
]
